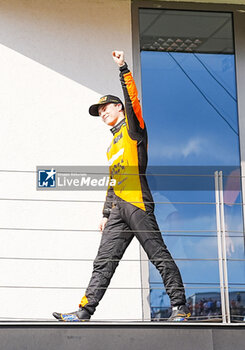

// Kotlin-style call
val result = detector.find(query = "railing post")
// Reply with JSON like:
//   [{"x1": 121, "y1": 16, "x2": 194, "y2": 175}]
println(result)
[
  {"x1": 219, "y1": 171, "x2": 231, "y2": 323},
  {"x1": 215, "y1": 171, "x2": 226, "y2": 323}
]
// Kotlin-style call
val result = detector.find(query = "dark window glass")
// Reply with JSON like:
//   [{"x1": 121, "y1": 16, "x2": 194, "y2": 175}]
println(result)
[{"x1": 139, "y1": 9, "x2": 234, "y2": 54}]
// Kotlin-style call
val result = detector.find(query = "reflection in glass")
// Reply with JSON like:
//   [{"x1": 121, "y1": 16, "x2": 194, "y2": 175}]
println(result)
[
  {"x1": 227, "y1": 262, "x2": 245, "y2": 284},
  {"x1": 229, "y1": 290, "x2": 245, "y2": 322},
  {"x1": 150, "y1": 261, "x2": 220, "y2": 321},
  {"x1": 151, "y1": 287, "x2": 222, "y2": 321},
  {"x1": 139, "y1": 9, "x2": 243, "y2": 321},
  {"x1": 141, "y1": 52, "x2": 239, "y2": 167},
  {"x1": 154, "y1": 201, "x2": 217, "y2": 231},
  {"x1": 150, "y1": 261, "x2": 220, "y2": 285}
]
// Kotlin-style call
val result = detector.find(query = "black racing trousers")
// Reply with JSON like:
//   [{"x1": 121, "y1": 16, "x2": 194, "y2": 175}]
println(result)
[{"x1": 84, "y1": 200, "x2": 186, "y2": 315}]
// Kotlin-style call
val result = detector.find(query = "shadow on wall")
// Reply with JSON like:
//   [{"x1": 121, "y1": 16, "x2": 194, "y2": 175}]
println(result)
[{"x1": 0, "y1": 0, "x2": 131, "y2": 96}]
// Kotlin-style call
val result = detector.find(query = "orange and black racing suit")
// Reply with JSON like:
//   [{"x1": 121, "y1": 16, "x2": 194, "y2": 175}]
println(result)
[{"x1": 80, "y1": 63, "x2": 186, "y2": 314}]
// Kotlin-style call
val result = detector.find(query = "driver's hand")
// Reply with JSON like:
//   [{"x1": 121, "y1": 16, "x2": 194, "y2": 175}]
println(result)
[
  {"x1": 99, "y1": 217, "x2": 108, "y2": 233},
  {"x1": 112, "y1": 51, "x2": 125, "y2": 67}
]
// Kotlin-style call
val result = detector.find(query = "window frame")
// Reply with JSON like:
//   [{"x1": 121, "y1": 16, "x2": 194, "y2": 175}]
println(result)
[{"x1": 132, "y1": 0, "x2": 245, "y2": 322}]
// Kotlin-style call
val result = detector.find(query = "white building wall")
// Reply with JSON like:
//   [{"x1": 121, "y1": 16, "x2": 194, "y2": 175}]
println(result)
[{"x1": 0, "y1": 0, "x2": 144, "y2": 321}]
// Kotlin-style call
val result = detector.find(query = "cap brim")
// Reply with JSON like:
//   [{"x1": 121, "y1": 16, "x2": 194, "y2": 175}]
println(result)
[
  {"x1": 89, "y1": 104, "x2": 101, "y2": 117},
  {"x1": 89, "y1": 99, "x2": 125, "y2": 117}
]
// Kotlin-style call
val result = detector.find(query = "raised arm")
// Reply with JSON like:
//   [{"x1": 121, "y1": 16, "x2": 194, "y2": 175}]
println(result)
[{"x1": 112, "y1": 51, "x2": 145, "y2": 135}]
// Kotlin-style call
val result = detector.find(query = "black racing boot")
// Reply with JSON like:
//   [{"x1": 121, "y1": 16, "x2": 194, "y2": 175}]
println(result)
[
  {"x1": 52, "y1": 307, "x2": 91, "y2": 322},
  {"x1": 167, "y1": 304, "x2": 191, "y2": 322}
]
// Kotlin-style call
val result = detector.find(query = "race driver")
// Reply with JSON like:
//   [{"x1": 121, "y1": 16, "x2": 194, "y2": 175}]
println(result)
[{"x1": 53, "y1": 51, "x2": 191, "y2": 322}]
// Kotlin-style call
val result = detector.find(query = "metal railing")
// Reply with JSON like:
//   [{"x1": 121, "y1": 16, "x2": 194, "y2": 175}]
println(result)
[{"x1": 0, "y1": 169, "x2": 244, "y2": 323}]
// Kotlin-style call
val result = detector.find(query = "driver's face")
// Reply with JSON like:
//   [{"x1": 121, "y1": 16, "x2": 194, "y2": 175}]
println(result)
[{"x1": 98, "y1": 103, "x2": 122, "y2": 126}]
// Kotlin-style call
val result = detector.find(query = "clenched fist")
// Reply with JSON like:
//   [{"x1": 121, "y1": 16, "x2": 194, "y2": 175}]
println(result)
[{"x1": 112, "y1": 51, "x2": 125, "y2": 67}]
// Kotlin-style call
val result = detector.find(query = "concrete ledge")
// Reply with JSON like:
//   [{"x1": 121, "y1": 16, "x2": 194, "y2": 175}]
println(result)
[{"x1": 0, "y1": 322, "x2": 245, "y2": 350}]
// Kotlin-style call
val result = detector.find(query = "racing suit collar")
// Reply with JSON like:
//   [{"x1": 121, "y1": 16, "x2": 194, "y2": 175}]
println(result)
[{"x1": 110, "y1": 118, "x2": 126, "y2": 135}]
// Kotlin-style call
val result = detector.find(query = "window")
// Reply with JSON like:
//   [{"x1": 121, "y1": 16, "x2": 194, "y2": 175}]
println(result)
[{"x1": 139, "y1": 8, "x2": 244, "y2": 322}]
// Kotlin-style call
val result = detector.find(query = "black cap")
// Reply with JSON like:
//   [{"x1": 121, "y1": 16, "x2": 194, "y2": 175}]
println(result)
[{"x1": 89, "y1": 95, "x2": 124, "y2": 117}]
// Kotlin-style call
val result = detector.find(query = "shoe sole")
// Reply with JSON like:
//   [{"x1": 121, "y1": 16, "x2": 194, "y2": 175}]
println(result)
[{"x1": 53, "y1": 312, "x2": 90, "y2": 322}]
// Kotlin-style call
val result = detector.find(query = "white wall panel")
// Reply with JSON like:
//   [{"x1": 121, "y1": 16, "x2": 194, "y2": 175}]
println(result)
[{"x1": 0, "y1": 0, "x2": 143, "y2": 321}]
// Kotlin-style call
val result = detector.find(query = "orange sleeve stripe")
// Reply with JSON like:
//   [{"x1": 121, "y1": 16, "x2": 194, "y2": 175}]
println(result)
[{"x1": 123, "y1": 72, "x2": 144, "y2": 129}]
